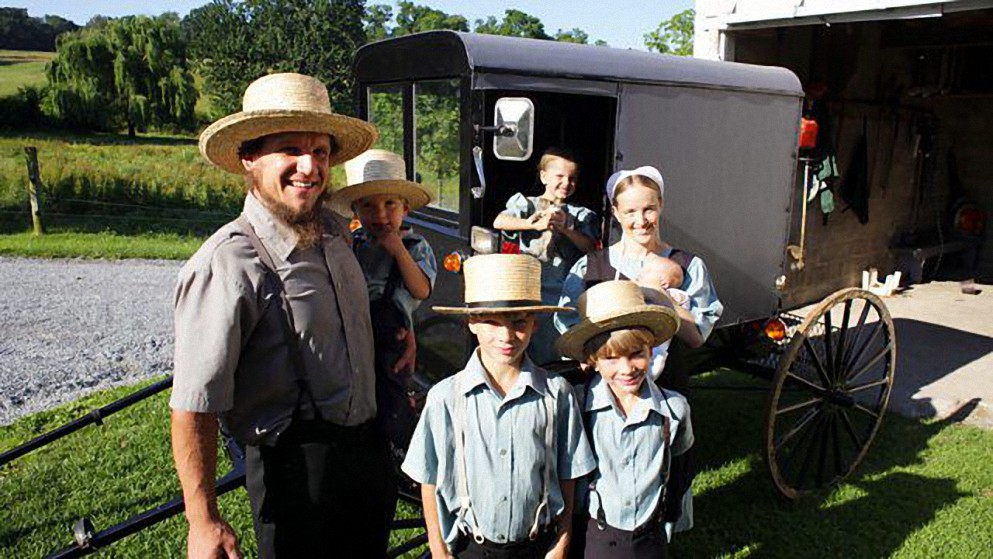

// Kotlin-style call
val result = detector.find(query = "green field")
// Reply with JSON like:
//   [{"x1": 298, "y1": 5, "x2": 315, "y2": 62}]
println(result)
[
  {"x1": 2, "y1": 370, "x2": 990, "y2": 558},
  {"x1": 0, "y1": 50, "x2": 53, "y2": 97},
  {"x1": 0, "y1": 131, "x2": 345, "y2": 248}
]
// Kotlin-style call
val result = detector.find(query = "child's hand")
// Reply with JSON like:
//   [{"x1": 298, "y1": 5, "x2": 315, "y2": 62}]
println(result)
[
  {"x1": 374, "y1": 228, "x2": 406, "y2": 256},
  {"x1": 531, "y1": 210, "x2": 555, "y2": 231},
  {"x1": 392, "y1": 327, "x2": 416, "y2": 374},
  {"x1": 547, "y1": 207, "x2": 568, "y2": 231}
]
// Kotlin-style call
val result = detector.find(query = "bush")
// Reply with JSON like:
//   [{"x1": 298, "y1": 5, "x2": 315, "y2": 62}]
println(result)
[{"x1": 0, "y1": 86, "x2": 45, "y2": 130}]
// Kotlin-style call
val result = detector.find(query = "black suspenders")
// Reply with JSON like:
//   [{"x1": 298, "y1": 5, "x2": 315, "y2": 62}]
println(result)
[{"x1": 583, "y1": 380, "x2": 673, "y2": 532}]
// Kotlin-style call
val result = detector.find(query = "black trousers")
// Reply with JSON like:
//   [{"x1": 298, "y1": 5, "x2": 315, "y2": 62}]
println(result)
[
  {"x1": 245, "y1": 420, "x2": 397, "y2": 558},
  {"x1": 570, "y1": 516, "x2": 667, "y2": 559},
  {"x1": 452, "y1": 530, "x2": 556, "y2": 559}
]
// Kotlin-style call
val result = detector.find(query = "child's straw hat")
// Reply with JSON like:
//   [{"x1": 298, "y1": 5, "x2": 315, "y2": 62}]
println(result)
[
  {"x1": 555, "y1": 280, "x2": 679, "y2": 361},
  {"x1": 329, "y1": 149, "x2": 433, "y2": 216},
  {"x1": 433, "y1": 254, "x2": 572, "y2": 315},
  {"x1": 199, "y1": 73, "x2": 377, "y2": 174}
]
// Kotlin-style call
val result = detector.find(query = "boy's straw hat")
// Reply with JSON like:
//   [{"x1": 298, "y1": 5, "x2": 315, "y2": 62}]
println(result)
[
  {"x1": 329, "y1": 149, "x2": 433, "y2": 216},
  {"x1": 555, "y1": 280, "x2": 679, "y2": 361},
  {"x1": 433, "y1": 254, "x2": 572, "y2": 315},
  {"x1": 199, "y1": 73, "x2": 377, "y2": 174}
]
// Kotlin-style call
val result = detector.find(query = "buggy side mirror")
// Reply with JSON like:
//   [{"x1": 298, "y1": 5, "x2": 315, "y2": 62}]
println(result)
[{"x1": 492, "y1": 97, "x2": 534, "y2": 161}]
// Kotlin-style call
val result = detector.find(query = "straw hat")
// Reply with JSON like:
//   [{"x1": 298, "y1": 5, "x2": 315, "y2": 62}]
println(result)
[
  {"x1": 433, "y1": 254, "x2": 572, "y2": 315},
  {"x1": 605, "y1": 166, "x2": 665, "y2": 204},
  {"x1": 555, "y1": 280, "x2": 679, "y2": 361},
  {"x1": 199, "y1": 73, "x2": 378, "y2": 174},
  {"x1": 329, "y1": 149, "x2": 433, "y2": 216}
]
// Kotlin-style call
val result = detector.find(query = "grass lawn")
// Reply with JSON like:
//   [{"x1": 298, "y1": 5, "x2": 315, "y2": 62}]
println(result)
[
  {"x1": 2, "y1": 369, "x2": 990, "y2": 558},
  {"x1": 0, "y1": 230, "x2": 205, "y2": 260},
  {"x1": 0, "y1": 50, "x2": 53, "y2": 97}
]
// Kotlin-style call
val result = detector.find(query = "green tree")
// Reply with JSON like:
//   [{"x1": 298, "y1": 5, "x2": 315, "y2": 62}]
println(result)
[
  {"x1": 364, "y1": 1, "x2": 467, "y2": 41},
  {"x1": 645, "y1": 8, "x2": 695, "y2": 56},
  {"x1": 364, "y1": 3, "x2": 394, "y2": 42},
  {"x1": 183, "y1": 0, "x2": 365, "y2": 118},
  {"x1": 0, "y1": 8, "x2": 79, "y2": 51},
  {"x1": 44, "y1": 15, "x2": 196, "y2": 135},
  {"x1": 474, "y1": 9, "x2": 550, "y2": 40},
  {"x1": 555, "y1": 28, "x2": 588, "y2": 44}
]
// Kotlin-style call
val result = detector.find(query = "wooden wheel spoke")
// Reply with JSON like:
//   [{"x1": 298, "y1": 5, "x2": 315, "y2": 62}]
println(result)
[
  {"x1": 774, "y1": 405, "x2": 822, "y2": 450},
  {"x1": 823, "y1": 308, "x2": 835, "y2": 381},
  {"x1": 815, "y1": 411, "x2": 831, "y2": 488},
  {"x1": 776, "y1": 396, "x2": 822, "y2": 416},
  {"x1": 782, "y1": 411, "x2": 825, "y2": 485},
  {"x1": 835, "y1": 300, "x2": 852, "y2": 380},
  {"x1": 785, "y1": 371, "x2": 827, "y2": 394},
  {"x1": 842, "y1": 300, "x2": 872, "y2": 370},
  {"x1": 853, "y1": 403, "x2": 880, "y2": 419},
  {"x1": 831, "y1": 416, "x2": 845, "y2": 477},
  {"x1": 802, "y1": 336, "x2": 833, "y2": 388},
  {"x1": 839, "y1": 409, "x2": 864, "y2": 450},
  {"x1": 847, "y1": 377, "x2": 890, "y2": 394},
  {"x1": 847, "y1": 342, "x2": 893, "y2": 385},
  {"x1": 843, "y1": 322, "x2": 883, "y2": 380}
]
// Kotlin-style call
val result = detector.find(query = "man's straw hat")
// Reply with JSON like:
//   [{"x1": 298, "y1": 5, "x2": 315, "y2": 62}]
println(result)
[
  {"x1": 555, "y1": 280, "x2": 679, "y2": 361},
  {"x1": 329, "y1": 149, "x2": 433, "y2": 216},
  {"x1": 199, "y1": 73, "x2": 377, "y2": 174},
  {"x1": 433, "y1": 254, "x2": 572, "y2": 315}
]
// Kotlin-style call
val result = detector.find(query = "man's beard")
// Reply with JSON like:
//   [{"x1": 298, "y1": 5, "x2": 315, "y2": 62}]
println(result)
[{"x1": 253, "y1": 184, "x2": 327, "y2": 249}]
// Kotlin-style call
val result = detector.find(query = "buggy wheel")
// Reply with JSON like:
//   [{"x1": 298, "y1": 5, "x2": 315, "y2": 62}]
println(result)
[{"x1": 766, "y1": 288, "x2": 896, "y2": 499}]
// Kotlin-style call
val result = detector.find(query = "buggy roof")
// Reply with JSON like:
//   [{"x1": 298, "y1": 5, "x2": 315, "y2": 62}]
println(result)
[{"x1": 354, "y1": 31, "x2": 802, "y2": 97}]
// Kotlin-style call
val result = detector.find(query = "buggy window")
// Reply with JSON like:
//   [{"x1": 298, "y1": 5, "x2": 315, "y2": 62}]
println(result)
[
  {"x1": 414, "y1": 79, "x2": 460, "y2": 213},
  {"x1": 367, "y1": 84, "x2": 404, "y2": 157}
]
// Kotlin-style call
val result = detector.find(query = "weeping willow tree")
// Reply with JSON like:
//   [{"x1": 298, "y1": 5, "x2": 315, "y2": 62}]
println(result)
[{"x1": 44, "y1": 15, "x2": 197, "y2": 136}]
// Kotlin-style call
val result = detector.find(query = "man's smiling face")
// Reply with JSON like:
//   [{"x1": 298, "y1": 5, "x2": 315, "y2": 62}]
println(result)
[{"x1": 242, "y1": 131, "x2": 332, "y2": 219}]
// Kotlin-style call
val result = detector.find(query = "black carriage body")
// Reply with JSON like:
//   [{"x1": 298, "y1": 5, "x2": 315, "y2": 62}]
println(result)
[{"x1": 353, "y1": 31, "x2": 805, "y2": 377}]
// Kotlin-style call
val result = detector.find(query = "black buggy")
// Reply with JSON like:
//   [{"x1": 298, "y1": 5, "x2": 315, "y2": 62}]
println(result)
[
  {"x1": 354, "y1": 31, "x2": 896, "y2": 504},
  {"x1": 8, "y1": 31, "x2": 896, "y2": 557}
]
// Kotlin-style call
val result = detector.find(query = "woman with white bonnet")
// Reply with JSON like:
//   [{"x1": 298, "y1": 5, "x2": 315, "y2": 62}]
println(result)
[
  {"x1": 555, "y1": 166, "x2": 722, "y2": 538},
  {"x1": 555, "y1": 165, "x2": 722, "y2": 388}
]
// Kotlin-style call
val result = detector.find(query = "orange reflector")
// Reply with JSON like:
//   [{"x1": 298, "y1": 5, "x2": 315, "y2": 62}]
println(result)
[
  {"x1": 443, "y1": 251, "x2": 463, "y2": 273},
  {"x1": 764, "y1": 319, "x2": 787, "y2": 341},
  {"x1": 799, "y1": 118, "x2": 818, "y2": 149},
  {"x1": 349, "y1": 216, "x2": 361, "y2": 232}
]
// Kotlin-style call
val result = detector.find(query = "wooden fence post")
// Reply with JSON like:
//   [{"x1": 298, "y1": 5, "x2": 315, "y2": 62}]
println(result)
[{"x1": 23, "y1": 146, "x2": 45, "y2": 235}]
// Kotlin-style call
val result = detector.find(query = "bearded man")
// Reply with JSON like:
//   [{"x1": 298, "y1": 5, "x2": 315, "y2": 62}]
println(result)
[{"x1": 170, "y1": 73, "x2": 397, "y2": 558}]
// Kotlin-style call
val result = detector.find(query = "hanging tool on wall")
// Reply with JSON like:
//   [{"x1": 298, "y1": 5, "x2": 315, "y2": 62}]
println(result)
[{"x1": 840, "y1": 116, "x2": 871, "y2": 224}]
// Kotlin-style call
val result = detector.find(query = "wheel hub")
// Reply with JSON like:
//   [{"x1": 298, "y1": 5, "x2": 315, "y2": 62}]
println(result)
[{"x1": 825, "y1": 389, "x2": 855, "y2": 408}]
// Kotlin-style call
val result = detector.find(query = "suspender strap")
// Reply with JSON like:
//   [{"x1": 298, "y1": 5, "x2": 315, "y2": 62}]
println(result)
[
  {"x1": 584, "y1": 381, "x2": 675, "y2": 532},
  {"x1": 453, "y1": 374, "x2": 485, "y2": 544},
  {"x1": 235, "y1": 215, "x2": 323, "y2": 422},
  {"x1": 528, "y1": 390, "x2": 555, "y2": 540},
  {"x1": 453, "y1": 372, "x2": 557, "y2": 543}
]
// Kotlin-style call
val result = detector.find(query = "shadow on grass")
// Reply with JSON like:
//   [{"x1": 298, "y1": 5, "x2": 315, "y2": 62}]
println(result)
[{"x1": 673, "y1": 370, "x2": 973, "y2": 558}]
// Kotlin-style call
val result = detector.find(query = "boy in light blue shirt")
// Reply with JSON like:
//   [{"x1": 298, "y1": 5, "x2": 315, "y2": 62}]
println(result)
[
  {"x1": 402, "y1": 254, "x2": 596, "y2": 559},
  {"x1": 556, "y1": 280, "x2": 692, "y2": 559}
]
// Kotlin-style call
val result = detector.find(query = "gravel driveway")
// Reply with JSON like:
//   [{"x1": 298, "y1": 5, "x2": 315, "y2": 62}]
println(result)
[{"x1": 0, "y1": 256, "x2": 181, "y2": 426}]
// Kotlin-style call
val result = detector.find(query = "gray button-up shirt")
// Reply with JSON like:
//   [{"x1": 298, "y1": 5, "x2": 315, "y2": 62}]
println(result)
[
  {"x1": 402, "y1": 350, "x2": 596, "y2": 548},
  {"x1": 169, "y1": 193, "x2": 376, "y2": 445}
]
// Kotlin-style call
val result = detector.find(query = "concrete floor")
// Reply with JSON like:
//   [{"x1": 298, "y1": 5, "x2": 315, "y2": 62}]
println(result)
[{"x1": 881, "y1": 281, "x2": 993, "y2": 428}]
